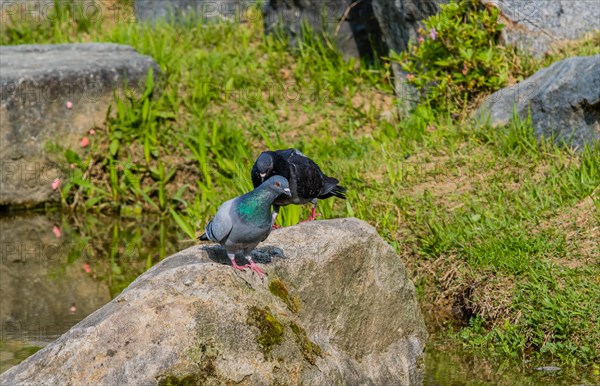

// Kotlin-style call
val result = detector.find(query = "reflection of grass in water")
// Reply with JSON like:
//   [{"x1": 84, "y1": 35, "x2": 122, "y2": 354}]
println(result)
[
  {"x1": 425, "y1": 334, "x2": 600, "y2": 386},
  {"x1": 54, "y1": 214, "x2": 186, "y2": 298},
  {"x1": 0, "y1": 341, "x2": 42, "y2": 374}
]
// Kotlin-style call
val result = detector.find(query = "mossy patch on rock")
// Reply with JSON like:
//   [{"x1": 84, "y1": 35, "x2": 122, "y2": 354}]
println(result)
[
  {"x1": 161, "y1": 339, "x2": 219, "y2": 386},
  {"x1": 157, "y1": 374, "x2": 201, "y2": 386},
  {"x1": 157, "y1": 358, "x2": 217, "y2": 386},
  {"x1": 247, "y1": 306, "x2": 284, "y2": 358},
  {"x1": 268, "y1": 278, "x2": 301, "y2": 313},
  {"x1": 289, "y1": 322, "x2": 322, "y2": 365}
]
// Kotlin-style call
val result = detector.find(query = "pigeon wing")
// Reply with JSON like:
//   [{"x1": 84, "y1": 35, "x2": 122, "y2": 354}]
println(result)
[
  {"x1": 288, "y1": 151, "x2": 324, "y2": 200},
  {"x1": 205, "y1": 199, "x2": 234, "y2": 243}
]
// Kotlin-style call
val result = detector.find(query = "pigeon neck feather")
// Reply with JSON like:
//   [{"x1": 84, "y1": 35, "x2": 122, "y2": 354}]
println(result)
[{"x1": 237, "y1": 187, "x2": 276, "y2": 222}]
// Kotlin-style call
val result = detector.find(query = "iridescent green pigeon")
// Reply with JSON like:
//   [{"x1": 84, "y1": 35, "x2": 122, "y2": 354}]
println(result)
[{"x1": 198, "y1": 176, "x2": 291, "y2": 277}]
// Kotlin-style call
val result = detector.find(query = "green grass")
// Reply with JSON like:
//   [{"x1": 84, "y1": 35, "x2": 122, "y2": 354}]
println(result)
[{"x1": 2, "y1": 1, "x2": 599, "y2": 374}]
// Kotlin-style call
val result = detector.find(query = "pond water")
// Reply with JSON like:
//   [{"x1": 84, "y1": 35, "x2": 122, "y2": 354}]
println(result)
[{"x1": 0, "y1": 213, "x2": 597, "y2": 384}]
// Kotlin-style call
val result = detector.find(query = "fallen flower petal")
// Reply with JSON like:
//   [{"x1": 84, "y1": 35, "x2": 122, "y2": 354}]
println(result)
[
  {"x1": 430, "y1": 28, "x2": 437, "y2": 40},
  {"x1": 80, "y1": 137, "x2": 89, "y2": 148},
  {"x1": 51, "y1": 178, "x2": 61, "y2": 191},
  {"x1": 52, "y1": 225, "x2": 61, "y2": 238}
]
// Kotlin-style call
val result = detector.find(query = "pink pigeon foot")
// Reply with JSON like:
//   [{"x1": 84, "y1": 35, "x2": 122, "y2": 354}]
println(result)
[
  {"x1": 248, "y1": 261, "x2": 265, "y2": 277},
  {"x1": 302, "y1": 207, "x2": 320, "y2": 222},
  {"x1": 230, "y1": 259, "x2": 250, "y2": 271}
]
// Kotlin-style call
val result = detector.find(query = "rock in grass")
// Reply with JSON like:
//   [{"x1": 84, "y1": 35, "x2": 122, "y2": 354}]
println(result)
[
  {"x1": 0, "y1": 218, "x2": 427, "y2": 385},
  {"x1": 475, "y1": 55, "x2": 600, "y2": 150},
  {"x1": 263, "y1": 0, "x2": 388, "y2": 62},
  {"x1": 0, "y1": 43, "x2": 159, "y2": 209},
  {"x1": 534, "y1": 366, "x2": 562, "y2": 372},
  {"x1": 135, "y1": 0, "x2": 258, "y2": 24},
  {"x1": 482, "y1": 0, "x2": 600, "y2": 57}
]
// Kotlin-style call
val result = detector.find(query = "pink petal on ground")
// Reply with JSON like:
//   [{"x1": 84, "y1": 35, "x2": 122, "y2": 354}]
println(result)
[
  {"x1": 52, "y1": 225, "x2": 61, "y2": 238},
  {"x1": 66, "y1": 101, "x2": 73, "y2": 109},
  {"x1": 51, "y1": 178, "x2": 61, "y2": 191},
  {"x1": 83, "y1": 263, "x2": 91, "y2": 273},
  {"x1": 80, "y1": 137, "x2": 89, "y2": 148},
  {"x1": 89, "y1": 129, "x2": 95, "y2": 135}
]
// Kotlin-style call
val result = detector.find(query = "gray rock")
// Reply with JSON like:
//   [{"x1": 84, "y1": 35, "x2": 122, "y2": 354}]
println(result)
[
  {"x1": 263, "y1": 0, "x2": 387, "y2": 61},
  {"x1": 135, "y1": 0, "x2": 259, "y2": 23},
  {"x1": 372, "y1": 0, "x2": 447, "y2": 54},
  {"x1": 0, "y1": 218, "x2": 427, "y2": 385},
  {"x1": 483, "y1": 0, "x2": 600, "y2": 57},
  {"x1": 371, "y1": 0, "x2": 448, "y2": 108},
  {"x1": 475, "y1": 55, "x2": 600, "y2": 150},
  {"x1": 534, "y1": 366, "x2": 562, "y2": 372},
  {"x1": 0, "y1": 43, "x2": 159, "y2": 209}
]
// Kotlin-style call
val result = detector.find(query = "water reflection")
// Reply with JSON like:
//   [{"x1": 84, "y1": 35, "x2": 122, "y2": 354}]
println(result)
[
  {"x1": 0, "y1": 212, "x2": 185, "y2": 372},
  {"x1": 1, "y1": 213, "x2": 598, "y2": 385},
  {"x1": 424, "y1": 334, "x2": 599, "y2": 386}
]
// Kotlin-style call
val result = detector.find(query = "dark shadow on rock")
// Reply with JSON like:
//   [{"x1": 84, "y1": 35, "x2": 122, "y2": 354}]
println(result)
[
  {"x1": 346, "y1": 0, "x2": 387, "y2": 62},
  {"x1": 202, "y1": 245, "x2": 286, "y2": 266},
  {"x1": 263, "y1": 0, "x2": 387, "y2": 63}
]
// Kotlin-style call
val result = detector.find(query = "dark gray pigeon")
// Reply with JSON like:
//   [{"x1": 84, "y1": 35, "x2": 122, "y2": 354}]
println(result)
[
  {"x1": 251, "y1": 148, "x2": 346, "y2": 224},
  {"x1": 198, "y1": 175, "x2": 291, "y2": 277}
]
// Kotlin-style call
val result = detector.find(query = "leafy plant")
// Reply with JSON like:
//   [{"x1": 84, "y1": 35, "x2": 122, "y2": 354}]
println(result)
[{"x1": 392, "y1": 0, "x2": 509, "y2": 114}]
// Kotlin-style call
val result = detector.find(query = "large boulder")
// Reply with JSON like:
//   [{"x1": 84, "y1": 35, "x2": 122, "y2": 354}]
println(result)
[
  {"x1": 263, "y1": 0, "x2": 387, "y2": 61},
  {"x1": 0, "y1": 218, "x2": 427, "y2": 385},
  {"x1": 483, "y1": 0, "x2": 600, "y2": 57},
  {"x1": 371, "y1": 0, "x2": 447, "y2": 109},
  {"x1": 372, "y1": 0, "x2": 447, "y2": 55},
  {"x1": 0, "y1": 43, "x2": 159, "y2": 209},
  {"x1": 135, "y1": 0, "x2": 259, "y2": 23},
  {"x1": 475, "y1": 55, "x2": 600, "y2": 149}
]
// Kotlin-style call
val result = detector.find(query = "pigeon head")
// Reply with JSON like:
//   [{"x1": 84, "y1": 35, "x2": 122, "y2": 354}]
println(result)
[
  {"x1": 256, "y1": 152, "x2": 274, "y2": 181},
  {"x1": 263, "y1": 175, "x2": 291, "y2": 197}
]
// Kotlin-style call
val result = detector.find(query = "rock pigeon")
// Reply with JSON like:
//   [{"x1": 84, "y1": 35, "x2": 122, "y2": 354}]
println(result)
[
  {"x1": 251, "y1": 148, "x2": 346, "y2": 223},
  {"x1": 198, "y1": 175, "x2": 291, "y2": 277}
]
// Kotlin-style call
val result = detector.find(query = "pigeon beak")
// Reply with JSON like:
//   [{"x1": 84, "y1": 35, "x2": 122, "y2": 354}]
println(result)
[
  {"x1": 283, "y1": 188, "x2": 291, "y2": 197},
  {"x1": 259, "y1": 173, "x2": 266, "y2": 181}
]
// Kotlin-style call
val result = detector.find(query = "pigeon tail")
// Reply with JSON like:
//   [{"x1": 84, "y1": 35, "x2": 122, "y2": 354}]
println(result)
[
  {"x1": 320, "y1": 177, "x2": 347, "y2": 199},
  {"x1": 330, "y1": 185, "x2": 347, "y2": 199},
  {"x1": 199, "y1": 221, "x2": 218, "y2": 242}
]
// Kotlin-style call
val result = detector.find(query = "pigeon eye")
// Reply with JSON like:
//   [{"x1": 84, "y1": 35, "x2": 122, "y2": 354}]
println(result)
[{"x1": 275, "y1": 181, "x2": 281, "y2": 187}]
